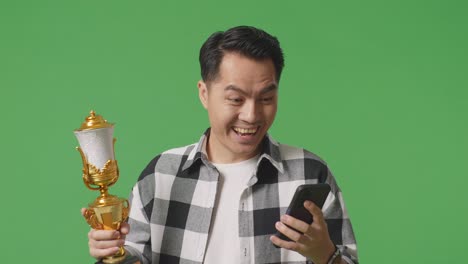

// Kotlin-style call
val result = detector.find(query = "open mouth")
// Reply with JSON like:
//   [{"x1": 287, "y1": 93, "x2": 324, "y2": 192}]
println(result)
[{"x1": 232, "y1": 126, "x2": 259, "y2": 136}]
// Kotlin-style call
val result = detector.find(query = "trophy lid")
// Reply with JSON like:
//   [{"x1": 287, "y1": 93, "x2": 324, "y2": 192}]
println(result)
[{"x1": 75, "y1": 110, "x2": 114, "y2": 131}]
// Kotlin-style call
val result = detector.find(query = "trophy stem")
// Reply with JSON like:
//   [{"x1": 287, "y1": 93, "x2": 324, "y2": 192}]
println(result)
[{"x1": 100, "y1": 186, "x2": 109, "y2": 196}]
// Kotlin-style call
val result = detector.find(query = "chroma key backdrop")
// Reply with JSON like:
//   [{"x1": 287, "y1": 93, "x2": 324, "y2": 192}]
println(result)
[{"x1": 1, "y1": 0, "x2": 467, "y2": 263}]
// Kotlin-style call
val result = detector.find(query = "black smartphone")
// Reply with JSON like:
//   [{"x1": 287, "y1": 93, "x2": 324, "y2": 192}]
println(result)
[{"x1": 274, "y1": 183, "x2": 331, "y2": 243}]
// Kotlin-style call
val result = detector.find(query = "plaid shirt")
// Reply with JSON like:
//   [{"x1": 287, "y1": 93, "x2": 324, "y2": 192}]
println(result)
[{"x1": 124, "y1": 129, "x2": 358, "y2": 264}]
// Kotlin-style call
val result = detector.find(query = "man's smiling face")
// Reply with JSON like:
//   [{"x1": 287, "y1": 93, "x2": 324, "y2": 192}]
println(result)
[{"x1": 198, "y1": 52, "x2": 278, "y2": 163}]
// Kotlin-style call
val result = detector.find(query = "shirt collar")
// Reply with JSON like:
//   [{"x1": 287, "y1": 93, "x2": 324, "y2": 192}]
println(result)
[{"x1": 182, "y1": 128, "x2": 284, "y2": 174}]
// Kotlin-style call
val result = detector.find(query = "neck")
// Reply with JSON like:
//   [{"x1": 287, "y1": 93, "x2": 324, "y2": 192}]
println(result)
[{"x1": 205, "y1": 134, "x2": 260, "y2": 164}]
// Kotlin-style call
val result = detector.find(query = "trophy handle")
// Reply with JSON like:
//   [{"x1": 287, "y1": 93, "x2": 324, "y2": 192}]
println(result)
[
  {"x1": 122, "y1": 199, "x2": 130, "y2": 221},
  {"x1": 82, "y1": 174, "x2": 101, "y2": 191},
  {"x1": 84, "y1": 208, "x2": 103, "y2": 229}
]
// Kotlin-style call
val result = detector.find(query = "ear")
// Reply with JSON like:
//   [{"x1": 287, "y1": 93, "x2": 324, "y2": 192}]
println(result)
[{"x1": 198, "y1": 80, "x2": 209, "y2": 109}]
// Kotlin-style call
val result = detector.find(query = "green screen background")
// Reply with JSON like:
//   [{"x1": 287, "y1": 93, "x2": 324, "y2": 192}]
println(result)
[{"x1": 1, "y1": 0, "x2": 467, "y2": 263}]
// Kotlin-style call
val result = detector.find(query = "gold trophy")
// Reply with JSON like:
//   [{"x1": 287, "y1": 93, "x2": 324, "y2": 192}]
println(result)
[{"x1": 74, "y1": 111, "x2": 139, "y2": 264}]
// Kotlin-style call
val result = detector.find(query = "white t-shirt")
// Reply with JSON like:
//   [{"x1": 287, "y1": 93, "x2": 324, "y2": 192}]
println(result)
[{"x1": 203, "y1": 155, "x2": 259, "y2": 264}]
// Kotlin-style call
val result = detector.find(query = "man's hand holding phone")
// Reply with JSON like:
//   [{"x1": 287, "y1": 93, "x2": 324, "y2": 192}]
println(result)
[
  {"x1": 270, "y1": 184, "x2": 342, "y2": 264},
  {"x1": 270, "y1": 200, "x2": 336, "y2": 264}
]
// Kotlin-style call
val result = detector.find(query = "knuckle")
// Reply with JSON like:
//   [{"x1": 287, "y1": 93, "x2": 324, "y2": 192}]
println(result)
[
  {"x1": 307, "y1": 202, "x2": 316, "y2": 209},
  {"x1": 290, "y1": 233, "x2": 300, "y2": 242},
  {"x1": 312, "y1": 206, "x2": 320, "y2": 214},
  {"x1": 287, "y1": 243, "x2": 298, "y2": 251},
  {"x1": 276, "y1": 222, "x2": 284, "y2": 231},
  {"x1": 280, "y1": 242, "x2": 289, "y2": 249},
  {"x1": 298, "y1": 223, "x2": 308, "y2": 233},
  {"x1": 94, "y1": 240, "x2": 102, "y2": 249},
  {"x1": 95, "y1": 240, "x2": 110, "y2": 249},
  {"x1": 118, "y1": 239, "x2": 125, "y2": 247},
  {"x1": 279, "y1": 224, "x2": 287, "y2": 232},
  {"x1": 88, "y1": 229, "x2": 97, "y2": 239}
]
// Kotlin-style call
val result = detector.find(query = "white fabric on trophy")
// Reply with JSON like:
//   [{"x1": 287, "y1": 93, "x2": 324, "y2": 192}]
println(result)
[{"x1": 74, "y1": 127, "x2": 115, "y2": 169}]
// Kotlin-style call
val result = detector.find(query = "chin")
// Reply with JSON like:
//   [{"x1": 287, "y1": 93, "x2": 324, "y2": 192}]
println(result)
[{"x1": 232, "y1": 143, "x2": 262, "y2": 157}]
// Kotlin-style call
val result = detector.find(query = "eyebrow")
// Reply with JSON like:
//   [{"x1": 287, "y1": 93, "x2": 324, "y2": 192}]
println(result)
[{"x1": 224, "y1": 84, "x2": 278, "y2": 95}]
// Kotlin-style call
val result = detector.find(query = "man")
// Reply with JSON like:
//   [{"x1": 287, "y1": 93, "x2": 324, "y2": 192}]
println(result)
[{"x1": 85, "y1": 26, "x2": 358, "y2": 264}]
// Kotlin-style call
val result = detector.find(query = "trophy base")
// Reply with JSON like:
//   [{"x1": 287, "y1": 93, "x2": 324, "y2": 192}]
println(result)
[{"x1": 95, "y1": 255, "x2": 140, "y2": 264}]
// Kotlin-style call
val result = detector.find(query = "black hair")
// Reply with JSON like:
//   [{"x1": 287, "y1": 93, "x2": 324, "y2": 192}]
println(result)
[{"x1": 199, "y1": 26, "x2": 285, "y2": 83}]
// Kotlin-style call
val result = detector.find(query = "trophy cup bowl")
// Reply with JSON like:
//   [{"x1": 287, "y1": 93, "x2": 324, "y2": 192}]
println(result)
[{"x1": 75, "y1": 111, "x2": 139, "y2": 264}]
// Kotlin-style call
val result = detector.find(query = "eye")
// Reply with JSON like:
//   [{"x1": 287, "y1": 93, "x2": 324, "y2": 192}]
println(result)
[
  {"x1": 260, "y1": 96, "x2": 274, "y2": 104},
  {"x1": 227, "y1": 98, "x2": 244, "y2": 105}
]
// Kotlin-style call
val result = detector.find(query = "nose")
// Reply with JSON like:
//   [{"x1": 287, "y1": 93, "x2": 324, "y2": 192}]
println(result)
[{"x1": 239, "y1": 100, "x2": 259, "y2": 124}]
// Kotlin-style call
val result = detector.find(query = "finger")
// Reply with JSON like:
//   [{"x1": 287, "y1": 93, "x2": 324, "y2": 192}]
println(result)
[
  {"x1": 90, "y1": 237, "x2": 125, "y2": 249},
  {"x1": 304, "y1": 201, "x2": 326, "y2": 226},
  {"x1": 90, "y1": 246, "x2": 120, "y2": 259},
  {"x1": 269, "y1": 235, "x2": 300, "y2": 251},
  {"x1": 89, "y1": 229, "x2": 121, "y2": 241},
  {"x1": 81, "y1": 208, "x2": 86, "y2": 217},
  {"x1": 89, "y1": 237, "x2": 125, "y2": 249},
  {"x1": 275, "y1": 221, "x2": 303, "y2": 242},
  {"x1": 280, "y1": 214, "x2": 310, "y2": 234},
  {"x1": 120, "y1": 222, "x2": 130, "y2": 235}
]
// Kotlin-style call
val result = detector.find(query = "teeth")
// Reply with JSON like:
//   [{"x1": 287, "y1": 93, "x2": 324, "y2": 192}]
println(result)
[{"x1": 234, "y1": 127, "x2": 257, "y2": 134}]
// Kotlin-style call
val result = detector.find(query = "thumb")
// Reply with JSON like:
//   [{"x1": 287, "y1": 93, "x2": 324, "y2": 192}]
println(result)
[
  {"x1": 120, "y1": 222, "x2": 130, "y2": 235},
  {"x1": 304, "y1": 201, "x2": 325, "y2": 225}
]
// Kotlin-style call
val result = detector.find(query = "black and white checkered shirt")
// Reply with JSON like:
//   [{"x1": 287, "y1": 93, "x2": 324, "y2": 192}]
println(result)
[{"x1": 124, "y1": 129, "x2": 358, "y2": 264}]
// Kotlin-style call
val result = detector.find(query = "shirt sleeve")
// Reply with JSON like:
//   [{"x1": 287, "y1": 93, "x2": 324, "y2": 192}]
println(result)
[
  {"x1": 124, "y1": 156, "x2": 160, "y2": 264},
  {"x1": 124, "y1": 183, "x2": 152, "y2": 264},
  {"x1": 322, "y1": 167, "x2": 359, "y2": 264}
]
